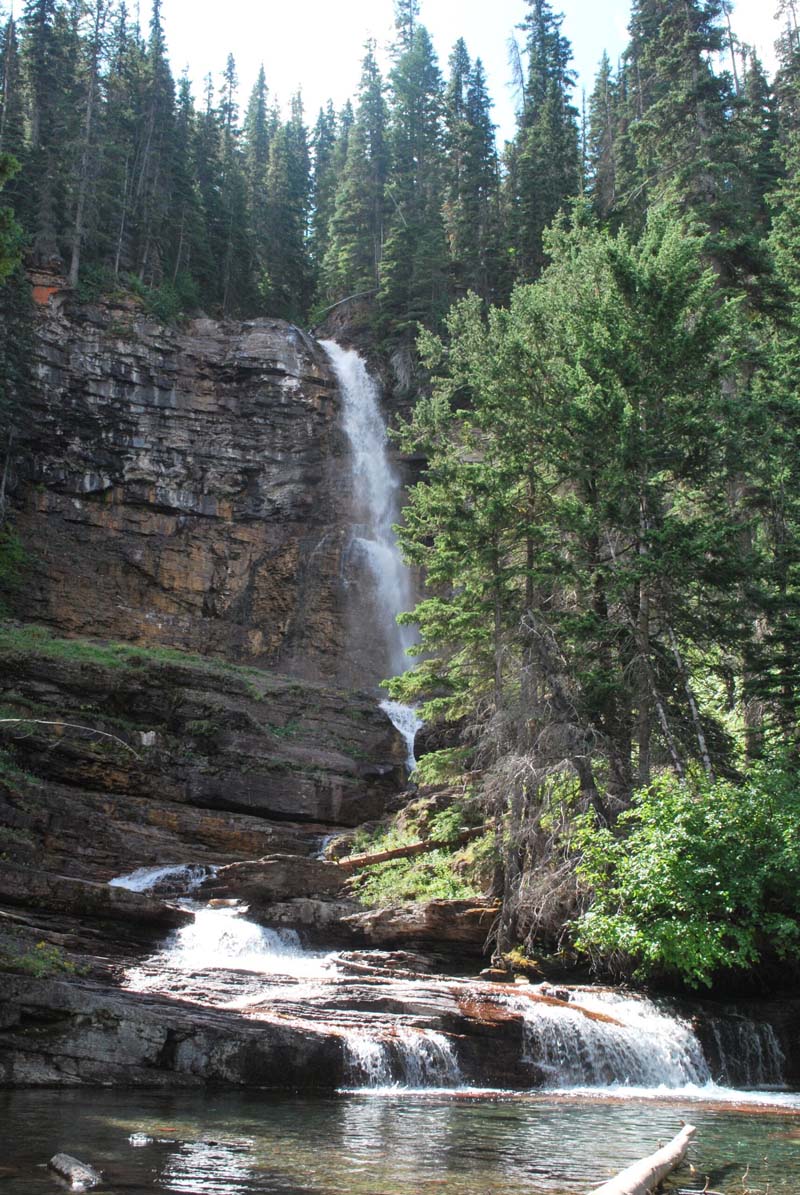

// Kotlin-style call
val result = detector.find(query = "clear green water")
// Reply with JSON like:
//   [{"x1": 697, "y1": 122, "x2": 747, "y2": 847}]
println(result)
[{"x1": 1, "y1": 1089, "x2": 799, "y2": 1195}]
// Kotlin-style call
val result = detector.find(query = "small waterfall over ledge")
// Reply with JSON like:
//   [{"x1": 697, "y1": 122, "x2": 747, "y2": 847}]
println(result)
[{"x1": 321, "y1": 340, "x2": 421, "y2": 764}]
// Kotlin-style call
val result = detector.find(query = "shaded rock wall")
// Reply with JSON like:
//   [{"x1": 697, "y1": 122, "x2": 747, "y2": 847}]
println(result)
[
  {"x1": 13, "y1": 294, "x2": 359, "y2": 683},
  {"x1": 0, "y1": 635, "x2": 406, "y2": 885}
]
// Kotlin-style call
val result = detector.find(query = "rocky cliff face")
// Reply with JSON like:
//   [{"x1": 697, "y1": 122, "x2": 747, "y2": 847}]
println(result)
[{"x1": 13, "y1": 293, "x2": 358, "y2": 683}]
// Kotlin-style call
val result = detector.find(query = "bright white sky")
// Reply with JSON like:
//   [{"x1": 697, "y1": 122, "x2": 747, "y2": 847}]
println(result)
[{"x1": 142, "y1": 0, "x2": 779, "y2": 144}]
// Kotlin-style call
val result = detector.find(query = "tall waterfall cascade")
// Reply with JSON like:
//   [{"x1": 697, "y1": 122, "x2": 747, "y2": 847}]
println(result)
[{"x1": 320, "y1": 341, "x2": 417, "y2": 681}]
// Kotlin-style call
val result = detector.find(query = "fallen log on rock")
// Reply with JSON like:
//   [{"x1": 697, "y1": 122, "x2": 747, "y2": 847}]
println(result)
[
  {"x1": 338, "y1": 823, "x2": 493, "y2": 873},
  {"x1": 590, "y1": 1124, "x2": 696, "y2": 1195},
  {"x1": 48, "y1": 1154, "x2": 103, "y2": 1189}
]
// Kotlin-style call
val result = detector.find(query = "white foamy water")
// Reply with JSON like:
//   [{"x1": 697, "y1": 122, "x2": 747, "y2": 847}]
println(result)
[
  {"x1": 126, "y1": 905, "x2": 337, "y2": 988},
  {"x1": 344, "y1": 1027, "x2": 462, "y2": 1090},
  {"x1": 321, "y1": 340, "x2": 417, "y2": 679},
  {"x1": 518, "y1": 989, "x2": 710, "y2": 1089},
  {"x1": 109, "y1": 863, "x2": 215, "y2": 894},
  {"x1": 507, "y1": 986, "x2": 789, "y2": 1102},
  {"x1": 380, "y1": 699, "x2": 424, "y2": 770}
]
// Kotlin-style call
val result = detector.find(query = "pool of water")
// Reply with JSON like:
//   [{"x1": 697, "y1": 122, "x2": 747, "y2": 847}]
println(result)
[{"x1": 1, "y1": 1088, "x2": 799, "y2": 1195}]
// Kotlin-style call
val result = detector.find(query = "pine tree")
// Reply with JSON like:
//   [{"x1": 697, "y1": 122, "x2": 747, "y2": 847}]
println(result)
[
  {"x1": 133, "y1": 0, "x2": 175, "y2": 284},
  {"x1": 242, "y1": 65, "x2": 274, "y2": 299},
  {"x1": 20, "y1": 0, "x2": 77, "y2": 264},
  {"x1": 443, "y1": 42, "x2": 503, "y2": 301},
  {"x1": 738, "y1": 50, "x2": 781, "y2": 232},
  {"x1": 100, "y1": 2, "x2": 146, "y2": 278},
  {"x1": 586, "y1": 52, "x2": 618, "y2": 220},
  {"x1": 396, "y1": 206, "x2": 750, "y2": 816},
  {"x1": 217, "y1": 54, "x2": 252, "y2": 314},
  {"x1": 261, "y1": 115, "x2": 312, "y2": 321},
  {"x1": 321, "y1": 41, "x2": 388, "y2": 307},
  {"x1": 380, "y1": 14, "x2": 448, "y2": 338},
  {"x1": 67, "y1": 0, "x2": 111, "y2": 287},
  {"x1": 0, "y1": 16, "x2": 25, "y2": 164},
  {"x1": 746, "y1": 125, "x2": 800, "y2": 748},
  {"x1": 505, "y1": 0, "x2": 580, "y2": 281},
  {"x1": 309, "y1": 102, "x2": 337, "y2": 276}
]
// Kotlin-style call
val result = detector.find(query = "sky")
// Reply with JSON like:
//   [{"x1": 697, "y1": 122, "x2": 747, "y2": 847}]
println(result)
[{"x1": 141, "y1": 0, "x2": 780, "y2": 143}]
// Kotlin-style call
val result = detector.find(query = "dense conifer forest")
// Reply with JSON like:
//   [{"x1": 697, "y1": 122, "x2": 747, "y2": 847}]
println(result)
[{"x1": 1, "y1": 0, "x2": 800, "y2": 988}]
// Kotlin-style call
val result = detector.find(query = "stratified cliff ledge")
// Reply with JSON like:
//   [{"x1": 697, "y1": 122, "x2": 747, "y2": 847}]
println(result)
[{"x1": 13, "y1": 293, "x2": 352, "y2": 682}]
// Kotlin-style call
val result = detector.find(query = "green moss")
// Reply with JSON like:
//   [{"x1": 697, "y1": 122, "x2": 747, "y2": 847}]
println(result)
[{"x1": 0, "y1": 622, "x2": 266, "y2": 685}]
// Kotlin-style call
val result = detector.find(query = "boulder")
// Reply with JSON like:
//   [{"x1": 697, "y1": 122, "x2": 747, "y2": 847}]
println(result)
[
  {"x1": 208, "y1": 855, "x2": 346, "y2": 902},
  {"x1": 342, "y1": 898, "x2": 500, "y2": 954}
]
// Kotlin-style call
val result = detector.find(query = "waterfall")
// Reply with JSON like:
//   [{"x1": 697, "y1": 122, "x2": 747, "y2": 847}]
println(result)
[
  {"x1": 321, "y1": 340, "x2": 422, "y2": 767},
  {"x1": 379, "y1": 699, "x2": 424, "y2": 770},
  {"x1": 708, "y1": 1015, "x2": 787, "y2": 1088},
  {"x1": 344, "y1": 1028, "x2": 462, "y2": 1090},
  {"x1": 516, "y1": 990, "x2": 711, "y2": 1090},
  {"x1": 321, "y1": 341, "x2": 417, "y2": 681},
  {"x1": 109, "y1": 863, "x2": 215, "y2": 895},
  {"x1": 126, "y1": 904, "x2": 336, "y2": 986}
]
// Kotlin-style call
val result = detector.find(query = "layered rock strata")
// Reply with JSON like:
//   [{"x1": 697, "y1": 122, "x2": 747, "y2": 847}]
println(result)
[{"x1": 13, "y1": 295, "x2": 356, "y2": 682}]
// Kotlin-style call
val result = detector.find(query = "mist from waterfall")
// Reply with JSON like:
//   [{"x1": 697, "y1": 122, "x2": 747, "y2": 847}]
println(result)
[{"x1": 321, "y1": 341, "x2": 417, "y2": 681}]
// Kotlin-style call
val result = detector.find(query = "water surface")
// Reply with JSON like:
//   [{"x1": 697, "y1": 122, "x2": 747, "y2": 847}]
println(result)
[{"x1": 2, "y1": 1088, "x2": 798, "y2": 1195}]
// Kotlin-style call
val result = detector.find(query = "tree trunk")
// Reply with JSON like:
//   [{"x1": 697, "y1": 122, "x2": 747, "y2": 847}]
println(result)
[
  {"x1": 590, "y1": 1124, "x2": 695, "y2": 1195},
  {"x1": 338, "y1": 823, "x2": 493, "y2": 873}
]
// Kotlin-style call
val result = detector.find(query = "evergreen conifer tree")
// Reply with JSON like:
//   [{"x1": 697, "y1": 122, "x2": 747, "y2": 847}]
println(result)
[{"x1": 505, "y1": 0, "x2": 580, "y2": 281}]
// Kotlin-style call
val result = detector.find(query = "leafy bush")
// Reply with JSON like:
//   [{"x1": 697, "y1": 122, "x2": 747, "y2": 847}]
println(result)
[
  {"x1": 351, "y1": 849, "x2": 482, "y2": 907},
  {"x1": 573, "y1": 762, "x2": 800, "y2": 987},
  {"x1": 0, "y1": 939, "x2": 77, "y2": 977}
]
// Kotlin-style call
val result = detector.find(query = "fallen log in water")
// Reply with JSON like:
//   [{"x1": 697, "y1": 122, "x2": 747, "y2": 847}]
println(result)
[
  {"x1": 48, "y1": 1154, "x2": 103, "y2": 1189},
  {"x1": 590, "y1": 1124, "x2": 696, "y2": 1195}
]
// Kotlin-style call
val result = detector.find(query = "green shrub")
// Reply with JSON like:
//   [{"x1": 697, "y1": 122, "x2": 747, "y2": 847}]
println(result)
[
  {"x1": 350, "y1": 849, "x2": 481, "y2": 907},
  {"x1": 573, "y1": 760, "x2": 800, "y2": 987},
  {"x1": 0, "y1": 939, "x2": 77, "y2": 977}
]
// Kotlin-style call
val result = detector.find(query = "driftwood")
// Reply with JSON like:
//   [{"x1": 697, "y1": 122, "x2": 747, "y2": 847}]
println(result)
[
  {"x1": 48, "y1": 1154, "x2": 103, "y2": 1189},
  {"x1": 590, "y1": 1124, "x2": 696, "y2": 1195},
  {"x1": 338, "y1": 823, "x2": 492, "y2": 873}
]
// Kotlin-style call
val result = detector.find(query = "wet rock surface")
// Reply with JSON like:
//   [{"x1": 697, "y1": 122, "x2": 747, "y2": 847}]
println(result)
[
  {"x1": 207, "y1": 855, "x2": 347, "y2": 902},
  {"x1": 0, "y1": 864, "x2": 191, "y2": 930}
]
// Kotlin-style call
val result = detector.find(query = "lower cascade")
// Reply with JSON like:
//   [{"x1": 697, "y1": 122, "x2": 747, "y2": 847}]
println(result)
[
  {"x1": 345, "y1": 1029, "x2": 462, "y2": 1089},
  {"x1": 518, "y1": 991, "x2": 711, "y2": 1090},
  {"x1": 380, "y1": 699, "x2": 424, "y2": 770},
  {"x1": 108, "y1": 866, "x2": 787, "y2": 1097}
]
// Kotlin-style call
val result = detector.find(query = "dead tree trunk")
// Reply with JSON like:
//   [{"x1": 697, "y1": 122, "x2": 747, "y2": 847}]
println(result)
[{"x1": 590, "y1": 1124, "x2": 696, "y2": 1195}]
